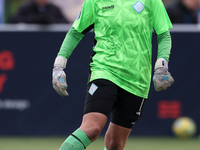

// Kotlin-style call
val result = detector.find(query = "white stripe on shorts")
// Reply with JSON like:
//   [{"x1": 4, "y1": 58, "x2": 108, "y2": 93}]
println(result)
[{"x1": 139, "y1": 98, "x2": 145, "y2": 112}]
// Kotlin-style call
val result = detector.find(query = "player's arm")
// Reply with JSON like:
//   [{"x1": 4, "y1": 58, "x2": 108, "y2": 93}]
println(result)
[
  {"x1": 153, "y1": 30, "x2": 174, "y2": 91},
  {"x1": 52, "y1": 27, "x2": 84, "y2": 96},
  {"x1": 151, "y1": 0, "x2": 174, "y2": 91},
  {"x1": 57, "y1": 27, "x2": 84, "y2": 59},
  {"x1": 52, "y1": 0, "x2": 95, "y2": 96},
  {"x1": 157, "y1": 30, "x2": 171, "y2": 61}
]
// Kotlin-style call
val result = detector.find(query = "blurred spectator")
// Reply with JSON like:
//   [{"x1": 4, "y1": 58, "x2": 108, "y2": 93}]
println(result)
[
  {"x1": 166, "y1": 0, "x2": 200, "y2": 24},
  {"x1": 10, "y1": 0, "x2": 68, "y2": 24},
  {"x1": 51, "y1": 0, "x2": 84, "y2": 23}
]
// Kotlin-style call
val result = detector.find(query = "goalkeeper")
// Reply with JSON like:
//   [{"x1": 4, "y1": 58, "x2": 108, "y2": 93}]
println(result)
[{"x1": 52, "y1": 0, "x2": 174, "y2": 150}]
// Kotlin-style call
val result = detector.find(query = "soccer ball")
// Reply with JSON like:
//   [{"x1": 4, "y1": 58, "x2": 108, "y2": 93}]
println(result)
[{"x1": 172, "y1": 117, "x2": 197, "y2": 138}]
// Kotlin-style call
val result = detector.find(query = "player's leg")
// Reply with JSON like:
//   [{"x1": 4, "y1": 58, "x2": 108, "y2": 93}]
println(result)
[
  {"x1": 104, "y1": 88, "x2": 145, "y2": 150},
  {"x1": 80, "y1": 112, "x2": 107, "y2": 142},
  {"x1": 59, "y1": 79, "x2": 118, "y2": 150},
  {"x1": 104, "y1": 123, "x2": 131, "y2": 150},
  {"x1": 81, "y1": 79, "x2": 118, "y2": 141},
  {"x1": 59, "y1": 112, "x2": 107, "y2": 150}
]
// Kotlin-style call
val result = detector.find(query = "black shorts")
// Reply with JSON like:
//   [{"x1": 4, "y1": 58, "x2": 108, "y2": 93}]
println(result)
[{"x1": 84, "y1": 79, "x2": 145, "y2": 129}]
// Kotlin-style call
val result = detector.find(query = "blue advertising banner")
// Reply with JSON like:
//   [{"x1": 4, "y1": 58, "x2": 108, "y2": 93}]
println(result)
[{"x1": 0, "y1": 29, "x2": 200, "y2": 136}]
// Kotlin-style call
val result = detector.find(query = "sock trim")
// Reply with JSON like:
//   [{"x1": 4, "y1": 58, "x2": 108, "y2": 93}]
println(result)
[
  {"x1": 72, "y1": 128, "x2": 92, "y2": 148},
  {"x1": 71, "y1": 134, "x2": 86, "y2": 149}
]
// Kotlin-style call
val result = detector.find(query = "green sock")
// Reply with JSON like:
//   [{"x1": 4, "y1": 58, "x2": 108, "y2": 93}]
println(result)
[
  {"x1": 59, "y1": 128, "x2": 92, "y2": 150},
  {"x1": 104, "y1": 146, "x2": 108, "y2": 150}
]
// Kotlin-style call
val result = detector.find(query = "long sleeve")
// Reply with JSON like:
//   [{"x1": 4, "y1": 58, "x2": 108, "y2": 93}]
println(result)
[
  {"x1": 157, "y1": 30, "x2": 172, "y2": 61},
  {"x1": 58, "y1": 27, "x2": 84, "y2": 59}
]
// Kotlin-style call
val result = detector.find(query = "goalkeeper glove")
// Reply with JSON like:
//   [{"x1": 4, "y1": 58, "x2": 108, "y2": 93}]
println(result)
[
  {"x1": 153, "y1": 58, "x2": 174, "y2": 91},
  {"x1": 52, "y1": 56, "x2": 69, "y2": 96}
]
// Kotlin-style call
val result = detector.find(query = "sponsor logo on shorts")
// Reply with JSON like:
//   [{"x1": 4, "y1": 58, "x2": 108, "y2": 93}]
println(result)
[
  {"x1": 136, "y1": 111, "x2": 141, "y2": 116},
  {"x1": 89, "y1": 83, "x2": 98, "y2": 95},
  {"x1": 131, "y1": 122, "x2": 135, "y2": 125},
  {"x1": 132, "y1": 1, "x2": 144, "y2": 14}
]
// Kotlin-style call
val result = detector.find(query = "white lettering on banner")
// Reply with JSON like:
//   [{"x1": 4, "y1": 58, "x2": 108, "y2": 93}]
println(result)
[{"x1": 0, "y1": 99, "x2": 30, "y2": 111}]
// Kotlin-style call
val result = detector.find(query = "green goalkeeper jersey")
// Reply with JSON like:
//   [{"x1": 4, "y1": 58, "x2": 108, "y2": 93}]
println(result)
[{"x1": 72, "y1": 0, "x2": 172, "y2": 98}]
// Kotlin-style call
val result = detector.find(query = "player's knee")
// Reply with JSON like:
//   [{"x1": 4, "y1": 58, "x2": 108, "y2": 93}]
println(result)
[
  {"x1": 80, "y1": 113, "x2": 107, "y2": 141},
  {"x1": 88, "y1": 125, "x2": 102, "y2": 141},
  {"x1": 81, "y1": 124, "x2": 102, "y2": 141},
  {"x1": 107, "y1": 139, "x2": 124, "y2": 150}
]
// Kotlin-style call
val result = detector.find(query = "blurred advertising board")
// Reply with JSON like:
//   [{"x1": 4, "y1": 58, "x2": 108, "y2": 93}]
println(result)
[{"x1": 0, "y1": 25, "x2": 199, "y2": 136}]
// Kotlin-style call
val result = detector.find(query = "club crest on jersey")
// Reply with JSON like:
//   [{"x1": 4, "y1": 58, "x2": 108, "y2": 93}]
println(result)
[{"x1": 132, "y1": 1, "x2": 144, "y2": 14}]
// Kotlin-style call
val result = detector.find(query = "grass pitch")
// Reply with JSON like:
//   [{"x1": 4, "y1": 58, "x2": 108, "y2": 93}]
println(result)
[{"x1": 0, "y1": 136, "x2": 199, "y2": 150}]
